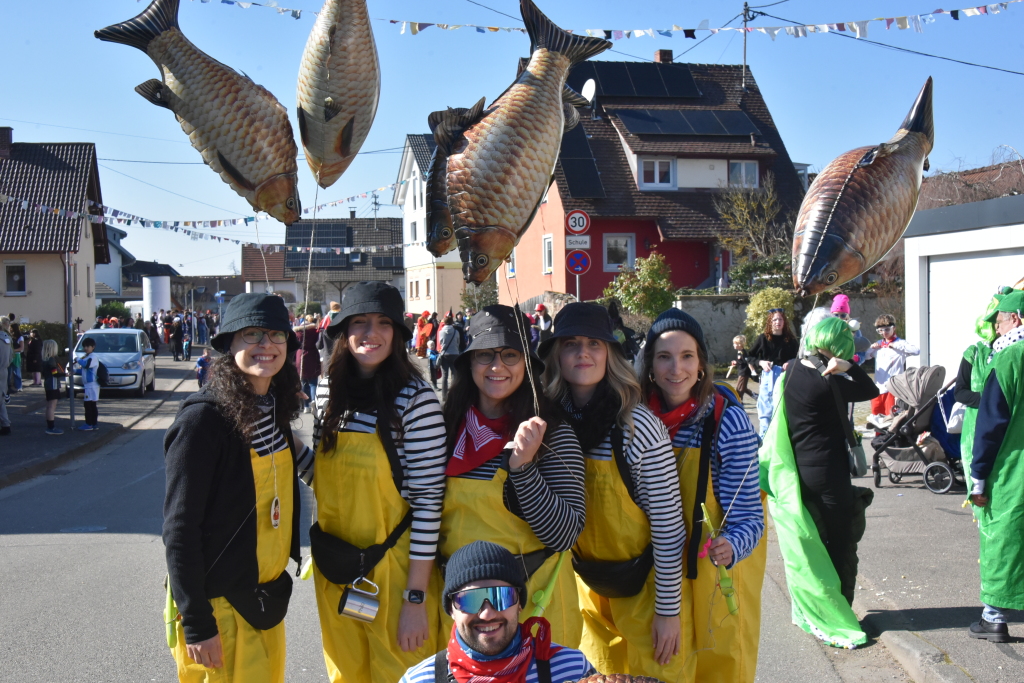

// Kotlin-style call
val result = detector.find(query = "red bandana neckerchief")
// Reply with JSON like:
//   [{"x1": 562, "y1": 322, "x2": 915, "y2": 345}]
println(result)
[
  {"x1": 447, "y1": 617, "x2": 561, "y2": 683},
  {"x1": 648, "y1": 392, "x2": 700, "y2": 440},
  {"x1": 445, "y1": 406, "x2": 510, "y2": 477},
  {"x1": 878, "y1": 335, "x2": 899, "y2": 349}
]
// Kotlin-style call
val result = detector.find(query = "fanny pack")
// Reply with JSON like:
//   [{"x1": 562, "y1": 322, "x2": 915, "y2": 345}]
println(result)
[
  {"x1": 310, "y1": 510, "x2": 413, "y2": 586},
  {"x1": 437, "y1": 546, "x2": 556, "y2": 583},
  {"x1": 572, "y1": 543, "x2": 654, "y2": 598},
  {"x1": 223, "y1": 570, "x2": 293, "y2": 630}
]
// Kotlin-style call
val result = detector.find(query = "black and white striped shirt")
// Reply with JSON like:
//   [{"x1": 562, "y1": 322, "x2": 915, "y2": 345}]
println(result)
[
  {"x1": 566, "y1": 397, "x2": 686, "y2": 616},
  {"x1": 451, "y1": 421, "x2": 586, "y2": 552},
  {"x1": 306, "y1": 376, "x2": 447, "y2": 561}
]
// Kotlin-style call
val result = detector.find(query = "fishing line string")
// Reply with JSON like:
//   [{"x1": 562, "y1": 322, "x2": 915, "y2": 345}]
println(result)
[{"x1": 253, "y1": 214, "x2": 273, "y2": 292}]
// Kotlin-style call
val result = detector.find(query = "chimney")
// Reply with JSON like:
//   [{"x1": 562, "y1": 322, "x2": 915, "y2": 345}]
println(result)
[
  {"x1": 654, "y1": 49, "x2": 673, "y2": 64},
  {"x1": 349, "y1": 207, "x2": 357, "y2": 219},
  {"x1": 0, "y1": 127, "x2": 11, "y2": 160}
]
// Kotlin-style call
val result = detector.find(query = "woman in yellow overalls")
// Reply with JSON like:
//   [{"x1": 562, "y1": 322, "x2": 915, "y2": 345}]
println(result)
[
  {"x1": 163, "y1": 293, "x2": 309, "y2": 682},
  {"x1": 642, "y1": 308, "x2": 767, "y2": 683},
  {"x1": 539, "y1": 303, "x2": 688, "y2": 680},
  {"x1": 307, "y1": 282, "x2": 446, "y2": 683},
  {"x1": 437, "y1": 305, "x2": 585, "y2": 647}
]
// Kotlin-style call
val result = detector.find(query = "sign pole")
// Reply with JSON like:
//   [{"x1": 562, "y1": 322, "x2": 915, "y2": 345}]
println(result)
[{"x1": 576, "y1": 274, "x2": 580, "y2": 301}]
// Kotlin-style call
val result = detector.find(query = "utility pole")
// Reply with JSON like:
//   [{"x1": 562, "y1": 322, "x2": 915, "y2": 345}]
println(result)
[
  {"x1": 65, "y1": 251, "x2": 75, "y2": 427},
  {"x1": 371, "y1": 192, "x2": 380, "y2": 231},
  {"x1": 742, "y1": 2, "x2": 750, "y2": 92}
]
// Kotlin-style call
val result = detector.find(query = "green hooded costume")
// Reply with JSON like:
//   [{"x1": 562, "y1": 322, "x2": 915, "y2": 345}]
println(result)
[{"x1": 960, "y1": 296, "x2": 1002, "y2": 480}]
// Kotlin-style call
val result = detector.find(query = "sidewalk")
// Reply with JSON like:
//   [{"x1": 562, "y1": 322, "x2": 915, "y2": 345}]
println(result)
[{"x1": 0, "y1": 353, "x2": 198, "y2": 489}]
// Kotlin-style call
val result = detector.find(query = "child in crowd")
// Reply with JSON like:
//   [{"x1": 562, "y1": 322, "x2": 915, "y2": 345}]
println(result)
[
  {"x1": 731, "y1": 334, "x2": 757, "y2": 400},
  {"x1": 42, "y1": 340, "x2": 65, "y2": 435},
  {"x1": 864, "y1": 313, "x2": 920, "y2": 428},
  {"x1": 182, "y1": 329, "x2": 192, "y2": 362},
  {"x1": 195, "y1": 347, "x2": 212, "y2": 388},
  {"x1": 426, "y1": 339, "x2": 439, "y2": 389},
  {"x1": 75, "y1": 338, "x2": 100, "y2": 431}
]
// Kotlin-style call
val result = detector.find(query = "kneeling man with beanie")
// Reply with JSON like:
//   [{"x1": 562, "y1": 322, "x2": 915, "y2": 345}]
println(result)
[{"x1": 400, "y1": 541, "x2": 595, "y2": 683}]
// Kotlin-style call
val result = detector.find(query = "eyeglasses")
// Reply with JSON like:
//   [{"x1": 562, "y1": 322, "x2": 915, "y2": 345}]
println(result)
[
  {"x1": 835, "y1": 313, "x2": 849, "y2": 320},
  {"x1": 875, "y1": 325, "x2": 895, "y2": 333},
  {"x1": 471, "y1": 348, "x2": 523, "y2": 366},
  {"x1": 449, "y1": 586, "x2": 520, "y2": 615},
  {"x1": 768, "y1": 308, "x2": 785, "y2": 314},
  {"x1": 240, "y1": 328, "x2": 289, "y2": 345}
]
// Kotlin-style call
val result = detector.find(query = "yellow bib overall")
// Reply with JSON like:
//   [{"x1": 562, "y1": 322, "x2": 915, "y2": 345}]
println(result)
[
  {"x1": 574, "y1": 454, "x2": 694, "y2": 682},
  {"x1": 170, "y1": 445, "x2": 293, "y2": 683},
  {"x1": 438, "y1": 467, "x2": 582, "y2": 647},
  {"x1": 312, "y1": 430, "x2": 439, "y2": 683},
  {"x1": 676, "y1": 440, "x2": 767, "y2": 683}
]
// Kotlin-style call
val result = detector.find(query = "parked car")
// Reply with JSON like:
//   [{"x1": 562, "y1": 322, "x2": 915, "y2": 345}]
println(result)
[{"x1": 71, "y1": 329, "x2": 157, "y2": 398}]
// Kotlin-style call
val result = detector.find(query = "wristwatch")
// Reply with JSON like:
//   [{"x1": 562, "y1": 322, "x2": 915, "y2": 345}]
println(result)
[{"x1": 403, "y1": 589, "x2": 426, "y2": 604}]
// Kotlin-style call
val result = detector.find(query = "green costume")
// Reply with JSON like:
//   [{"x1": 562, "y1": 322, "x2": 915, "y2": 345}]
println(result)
[
  {"x1": 758, "y1": 373, "x2": 867, "y2": 649},
  {"x1": 960, "y1": 340, "x2": 995, "y2": 480},
  {"x1": 975, "y1": 338, "x2": 1024, "y2": 611}
]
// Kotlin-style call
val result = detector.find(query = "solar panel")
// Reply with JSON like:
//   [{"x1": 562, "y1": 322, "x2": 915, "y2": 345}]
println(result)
[
  {"x1": 612, "y1": 109, "x2": 662, "y2": 134},
  {"x1": 682, "y1": 110, "x2": 728, "y2": 135},
  {"x1": 560, "y1": 159, "x2": 606, "y2": 198},
  {"x1": 565, "y1": 62, "x2": 597, "y2": 96},
  {"x1": 660, "y1": 64, "x2": 702, "y2": 98},
  {"x1": 715, "y1": 110, "x2": 761, "y2": 136},
  {"x1": 559, "y1": 125, "x2": 594, "y2": 159},
  {"x1": 652, "y1": 110, "x2": 695, "y2": 135},
  {"x1": 594, "y1": 62, "x2": 635, "y2": 97},
  {"x1": 625, "y1": 63, "x2": 668, "y2": 98}
]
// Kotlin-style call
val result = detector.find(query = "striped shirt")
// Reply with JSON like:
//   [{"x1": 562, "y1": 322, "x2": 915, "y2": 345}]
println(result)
[
  {"x1": 451, "y1": 421, "x2": 586, "y2": 551},
  {"x1": 252, "y1": 403, "x2": 313, "y2": 461},
  {"x1": 671, "y1": 404, "x2": 764, "y2": 565},
  {"x1": 399, "y1": 647, "x2": 594, "y2": 683},
  {"x1": 307, "y1": 376, "x2": 447, "y2": 561},
  {"x1": 565, "y1": 396, "x2": 685, "y2": 617}
]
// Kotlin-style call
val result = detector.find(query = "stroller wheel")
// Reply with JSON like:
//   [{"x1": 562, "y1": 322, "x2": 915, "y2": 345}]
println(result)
[
  {"x1": 873, "y1": 465, "x2": 882, "y2": 488},
  {"x1": 888, "y1": 472, "x2": 903, "y2": 484},
  {"x1": 924, "y1": 461, "x2": 954, "y2": 494}
]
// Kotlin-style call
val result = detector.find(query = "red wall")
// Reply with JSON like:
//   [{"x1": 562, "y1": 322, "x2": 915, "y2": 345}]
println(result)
[{"x1": 499, "y1": 184, "x2": 713, "y2": 304}]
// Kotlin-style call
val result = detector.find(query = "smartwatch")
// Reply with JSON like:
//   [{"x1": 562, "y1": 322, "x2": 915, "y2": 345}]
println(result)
[{"x1": 403, "y1": 589, "x2": 426, "y2": 604}]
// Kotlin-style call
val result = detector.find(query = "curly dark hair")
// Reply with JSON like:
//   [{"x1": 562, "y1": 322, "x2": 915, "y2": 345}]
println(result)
[
  {"x1": 764, "y1": 309, "x2": 796, "y2": 343},
  {"x1": 205, "y1": 353, "x2": 301, "y2": 442},
  {"x1": 319, "y1": 319, "x2": 422, "y2": 453},
  {"x1": 442, "y1": 353, "x2": 557, "y2": 457}
]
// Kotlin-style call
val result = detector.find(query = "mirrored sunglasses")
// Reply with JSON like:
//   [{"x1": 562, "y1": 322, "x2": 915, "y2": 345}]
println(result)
[
  {"x1": 449, "y1": 586, "x2": 520, "y2": 615},
  {"x1": 240, "y1": 328, "x2": 289, "y2": 345},
  {"x1": 471, "y1": 348, "x2": 523, "y2": 366}
]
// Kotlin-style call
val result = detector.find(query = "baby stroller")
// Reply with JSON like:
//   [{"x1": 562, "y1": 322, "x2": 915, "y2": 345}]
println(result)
[{"x1": 870, "y1": 366, "x2": 962, "y2": 494}]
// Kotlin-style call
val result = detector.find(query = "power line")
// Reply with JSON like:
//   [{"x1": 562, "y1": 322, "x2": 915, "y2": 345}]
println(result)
[
  {"x1": 98, "y1": 163, "x2": 248, "y2": 216},
  {"x1": 464, "y1": 0, "x2": 522, "y2": 23},
  {"x1": 96, "y1": 146, "x2": 406, "y2": 165},
  {"x1": 759, "y1": 11, "x2": 1024, "y2": 77},
  {"x1": 0, "y1": 117, "x2": 187, "y2": 144},
  {"x1": 604, "y1": 12, "x2": 743, "y2": 63}
]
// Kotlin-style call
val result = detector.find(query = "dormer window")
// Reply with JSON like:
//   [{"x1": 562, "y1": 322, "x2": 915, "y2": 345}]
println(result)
[
  {"x1": 729, "y1": 161, "x2": 759, "y2": 188},
  {"x1": 639, "y1": 157, "x2": 674, "y2": 190}
]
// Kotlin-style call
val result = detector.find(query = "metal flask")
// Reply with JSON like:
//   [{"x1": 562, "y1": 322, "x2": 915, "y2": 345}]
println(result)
[{"x1": 338, "y1": 577, "x2": 380, "y2": 622}]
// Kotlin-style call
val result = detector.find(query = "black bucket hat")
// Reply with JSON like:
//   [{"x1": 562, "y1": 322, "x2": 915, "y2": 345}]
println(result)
[
  {"x1": 210, "y1": 293, "x2": 299, "y2": 354},
  {"x1": 537, "y1": 302, "x2": 622, "y2": 359},
  {"x1": 327, "y1": 281, "x2": 411, "y2": 341},
  {"x1": 463, "y1": 305, "x2": 542, "y2": 367}
]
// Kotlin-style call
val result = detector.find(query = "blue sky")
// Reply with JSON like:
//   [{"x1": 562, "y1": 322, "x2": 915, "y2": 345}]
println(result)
[{"x1": 2, "y1": 0, "x2": 1022, "y2": 276}]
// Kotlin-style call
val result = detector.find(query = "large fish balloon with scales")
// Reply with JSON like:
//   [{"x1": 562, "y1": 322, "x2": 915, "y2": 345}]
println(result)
[
  {"x1": 95, "y1": 0, "x2": 301, "y2": 225},
  {"x1": 425, "y1": 0, "x2": 611, "y2": 284},
  {"x1": 792, "y1": 77, "x2": 934, "y2": 296}
]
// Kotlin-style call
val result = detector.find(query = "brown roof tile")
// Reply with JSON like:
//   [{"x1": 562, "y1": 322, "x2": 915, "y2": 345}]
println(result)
[
  {"x1": 918, "y1": 161, "x2": 1024, "y2": 210},
  {"x1": 241, "y1": 245, "x2": 289, "y2": 281}
]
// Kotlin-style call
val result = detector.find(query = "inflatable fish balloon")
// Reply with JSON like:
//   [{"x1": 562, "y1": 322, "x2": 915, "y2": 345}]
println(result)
[
  {"x1": 296, "y1": 0, "x2": 380, "y2": 189},
  {"x1": 95, "y1": 0, "x2": 300, "y2": 225},
  {"x1": 424, "y1": 0, "x2": 611, "y2": 283},
  {"x1": 792, "y1": 77, "x2": 934, "y2": 297}
]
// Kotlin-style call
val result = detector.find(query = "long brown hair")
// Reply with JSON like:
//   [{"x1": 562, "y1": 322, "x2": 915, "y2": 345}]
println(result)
[
  {"x1": 640, "y1": 332, "x2": 715, "y2": 411},
  {"x1": 205, "y1": 353, "x2": 301, "y2": 442},
  {"x1": 319, "y1": 319, "x2": 422, "y2": 453},
  {"x1": 764, "y1": 309, "x2": 795, "y2": 342}
]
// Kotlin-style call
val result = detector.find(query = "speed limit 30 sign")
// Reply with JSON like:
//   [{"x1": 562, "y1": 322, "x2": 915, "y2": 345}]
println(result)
[{"x1": 565, "y1": 209, "x2": 590, "y2": 235}]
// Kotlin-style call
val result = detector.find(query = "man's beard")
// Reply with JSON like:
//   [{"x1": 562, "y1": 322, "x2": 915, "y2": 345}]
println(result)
[{"x1": 457, "y1": 614, "x2": 519, "y2": 656}]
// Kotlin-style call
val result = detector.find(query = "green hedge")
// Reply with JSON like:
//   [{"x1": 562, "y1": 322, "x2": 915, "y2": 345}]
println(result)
[{"x1": 20, "y1": 320, "x2": 74, "y2": 360}]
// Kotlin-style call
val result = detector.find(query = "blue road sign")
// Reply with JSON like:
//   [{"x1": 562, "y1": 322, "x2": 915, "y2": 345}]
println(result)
[{"x1": 566, "y1": 250, "x2": 591, "y2": 275}]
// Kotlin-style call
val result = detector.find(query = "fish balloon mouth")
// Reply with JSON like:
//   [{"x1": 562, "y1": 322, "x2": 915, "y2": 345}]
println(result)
[{"x1": 256, "y1": 173, "x2": 301, "y2": 225}]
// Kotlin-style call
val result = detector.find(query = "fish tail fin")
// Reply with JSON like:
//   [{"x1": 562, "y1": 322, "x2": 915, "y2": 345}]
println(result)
[
  {"x1": 428, "y1": 97, "x2": 486, "y2": 152},
  {"x1": 562, "y1": 84, "x2": 590, "y2": 108},
  {"x1": 899, "y1": 76, "x2": 933, "y2": 148},
  {"x1": 94, "y1": 0, "x2": 180, "y2": 52},
  {"x1": 521, "y1": 0, "x2": 610, "y2": 64}
]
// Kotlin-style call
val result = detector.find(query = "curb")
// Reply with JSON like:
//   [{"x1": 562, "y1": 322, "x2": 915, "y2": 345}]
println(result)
[
  {"x1": 0, "y1": 374, "x2": 189, "y2": 491},
  {"x1": 875, "y1": 630, "x2": 974, "y2": 683}
]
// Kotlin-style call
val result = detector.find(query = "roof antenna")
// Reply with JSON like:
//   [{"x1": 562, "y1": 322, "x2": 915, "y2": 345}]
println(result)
[{"x1": 742, "y1": 2, "x2": 752, "y2": 92}]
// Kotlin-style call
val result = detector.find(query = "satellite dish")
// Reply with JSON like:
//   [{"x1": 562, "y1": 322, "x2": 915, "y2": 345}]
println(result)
[{"x1": 581, "y1": 78, "x2": 596, "y2": 104}]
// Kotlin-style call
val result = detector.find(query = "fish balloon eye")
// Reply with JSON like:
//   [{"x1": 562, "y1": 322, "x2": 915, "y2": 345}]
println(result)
[
  {"x1": 474, "y1": 254, "x2": 489, "y2": 268},
  {"x1": 441, "y1": 227, "x2": 452, "y2": 239},
  {"x1": 825, "y1": 272, "x2": 838, "y2": 284},
  {"x1": 286, "y1": 197, "x2": 296, "y2": 209}
]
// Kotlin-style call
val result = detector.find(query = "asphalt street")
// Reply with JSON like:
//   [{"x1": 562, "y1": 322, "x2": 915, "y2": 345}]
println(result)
[{"x1": 0, "y1": 374, "x2": 913, "y2": 683}]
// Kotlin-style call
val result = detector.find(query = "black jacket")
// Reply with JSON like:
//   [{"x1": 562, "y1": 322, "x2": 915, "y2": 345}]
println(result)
[
  {"x1": 163, "y1": 388, "x2": 301, "y2": 644},
  {"x1": 749, "y1": 333, "x2": 800, "y2": 367}
]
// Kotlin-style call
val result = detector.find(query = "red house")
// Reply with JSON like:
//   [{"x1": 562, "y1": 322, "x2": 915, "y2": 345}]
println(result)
[{"x1": 498, "y1": 51, "x2": 805, "y2": 305}]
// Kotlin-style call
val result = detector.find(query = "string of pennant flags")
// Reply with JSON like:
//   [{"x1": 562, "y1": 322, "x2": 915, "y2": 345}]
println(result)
[{"x1": 188, "y1": 0, "x2": 1019, "y2": 42}]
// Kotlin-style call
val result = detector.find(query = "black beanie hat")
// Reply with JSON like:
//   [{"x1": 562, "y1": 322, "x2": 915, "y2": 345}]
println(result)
[
  {"x1": 442, "y1": 541, "x2": 527, "y2": 615},
  {"x1": 328, "y1": 281, "x2": 411, "y2": 341},
  {"x1": 646, "y1": 308, "x2": 707, "y2": 357},
  {"x1": 210, "y1": 293, "x2": 299, "y2": 354}
]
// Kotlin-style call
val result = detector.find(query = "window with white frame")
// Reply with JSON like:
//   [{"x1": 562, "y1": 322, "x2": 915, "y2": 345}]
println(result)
[
  {"x1": 411, "y1": 178, "x2": 417, "y2": 210},
  {"x1": 507, "y1": 248, "x2": 516, "y2": 278},
  {"x1": 414, "y1": 281, "x2": 420, "y2": 298},
  {"x1": 5, "y1": 263, "x2": 26, "y2": 295},
  {"x1": 87, "y1": 265, "x2": 92, "y2": 298},
  {"x1": 426, "y1": 278, "x2": 431, "y2": 298},
  {"x1": 420, "y1": 178, "x2": 425, "y2": 208},
  {"x1": 410, "y1": 221, "x2": 418, "y2": 242},
  {"x1": 604, "y1": 234, "x2": 636, "y2": 272},
  {"x1": 639, "y1": 157, "x2": 674, "y2": 189},
  {"x1": 542, "y1": 235, "x2": 553, "y2": 274},
  {"x1": 729, "y1": 161, "x2": 759, "y2": 188}
]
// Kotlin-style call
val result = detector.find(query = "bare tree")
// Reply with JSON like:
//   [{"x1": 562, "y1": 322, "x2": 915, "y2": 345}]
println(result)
[{"x1": 711, "y1": 172, "x2": 790, "y2": 262}]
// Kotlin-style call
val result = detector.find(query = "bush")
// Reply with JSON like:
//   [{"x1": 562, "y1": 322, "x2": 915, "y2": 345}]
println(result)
[
  {"x1": 603, "y1": 253, "x2": 676, "y2": 320},
  {"x1": 293, "y1": 301, "x2": 323, "y2": 317},
  {"x1": 21, "y1": 320, "x2": 74, "y2": 359},
  {"x1": 744, "y1": 287, "x2": 795, "y2": 341},
  {"x1": 96, "y1": 301, "x2": 131, "y2": 319}
]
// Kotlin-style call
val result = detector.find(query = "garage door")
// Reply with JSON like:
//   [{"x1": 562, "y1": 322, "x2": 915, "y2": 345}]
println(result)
[{"x1": 928, "y1": 248, "x2": 1024, "y2": 374}]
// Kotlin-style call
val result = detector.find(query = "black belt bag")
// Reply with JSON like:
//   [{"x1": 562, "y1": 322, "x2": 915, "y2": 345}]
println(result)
[
  {"x1": 437, "y1": 546, "x2": 556, "y2": 582},
  {"x1": 223, "y1": 570, "x2": 293, "y2": 631},
  {"x1": 572, "y1": 543, "x2": 654, "y2": 599},
  {"x1": 309, "y1": 510, "x2": 413, "y2": 587}
]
